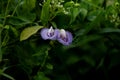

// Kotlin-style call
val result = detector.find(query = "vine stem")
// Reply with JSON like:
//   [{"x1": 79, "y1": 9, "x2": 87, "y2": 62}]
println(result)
[
  {"x1": 11, "y1": 0, "x2": 21, "y2": 16},
  {"x1": 41, "y1": 48, "x2": 50, "y2": 67},
  {"x1": 3, "y1": 0, "x2": 11, "y2": 26},
  {"x1": 0, "y1": 29, "x2": 2, "y2": 62},
  {"x1": 0, "y1": 0, "x2": 11, "y2": 62}
]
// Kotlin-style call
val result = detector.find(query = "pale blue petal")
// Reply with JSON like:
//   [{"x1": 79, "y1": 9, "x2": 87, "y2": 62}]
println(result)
[
  {"x1": 57, "y1": 31, "x2": 73, "y2": 46},
  {"x1": 40, "y1": 28, "x2": 49, "y2": 40},
  {"x1": 40, "y1": 28, "x2": 59, "y2": 40},
  {"x1": 49, "y1": 29, "x2": 59, "y2": 40}
]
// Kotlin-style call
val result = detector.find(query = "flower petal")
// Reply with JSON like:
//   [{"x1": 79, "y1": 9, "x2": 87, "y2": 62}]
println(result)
[
  {"x1": 40, "y1": 28, "x2": 59, "y2": 40},
  {"x1": 40, "y1": 28, "x2": 49, "y2": 40},
  {"x1": 48, "y1": 29, "x2": 59, "y2": 40},
  {"x1": 57, "y1": 31, "x2": 73, "y2": 46},
  {"x1": 66, "y1": 31, "x2": 73, "y2": 43}
]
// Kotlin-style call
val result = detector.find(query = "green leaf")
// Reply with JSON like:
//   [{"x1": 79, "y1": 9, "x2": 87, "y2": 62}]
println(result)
[
  {"x1": 34, "y1": 72, "x2": 50, "y2": 80},
  {"x1": 23, "y1": 0, "x2": 36, "y2": 11},
  {"x1": 17, "y1": 0, "x2": 36, "y2": 13},
  {"x1": 40, "y1": 0, "x2": 51, "y2": 25},
  {"x1": 87, "y1": 10, "x2": 102, "y2": 21},
  {"x1": 70, "y1": 7, "x2": 81, "y2": 23},
  {"x1": 84, "y1": 9, "x2": 104, "y2": 34},
  {"x1": 20, "y1": 26, "x2": 43, "y2": 41},
  {"x1": 81, "y1": 56, "x2": 95, "y2": 67},
  {"x1": 66, "y1": 55, "x2": 80, "y2": 65},
  {"x1": 79, "y1": 8, "x2": 88, "y2": 21},
  {"x1": 76, "y1": 35, "x2": 102, "y2": 47},
  {"x1": 1, "y1": 73, "x2": 15, "y2": 80},
  {"x1": 109, "y1": 49, "x2": 120, "y2": 69},
  {"x1": 10, "y1": 26, "x2": 19, "y2": 37},
  {"x1": 100, "y1": 28, "x2": 120, "y2": 33},
  {"x1": 0, "y1": 68, "x2": 15, "y2": 80},
  {"x1": 8, "y1": 16, "x2": 33, "y2": 25},
  {"x1": 0, "y1": 24, "x2": 3, "y2": 28},
  {"x1": 64, "y1": 1, "x2": 74, "y2": 7},
  {"x1": 46, "y1": 63, "x2": 53, "y2": 70},
  {"x1": 96, "y1": 57, "x2": 105, "y2": 69},
  {"x1": 0, "y1": 69, "x2": 3, "y2": 75}
]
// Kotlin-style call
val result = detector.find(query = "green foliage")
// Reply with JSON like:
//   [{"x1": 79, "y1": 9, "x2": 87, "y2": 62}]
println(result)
[
  {"x1": 0, "y1": 0, "x2": 120, "y2": 80},
  {"x1": 34, "y1": 72, "x2": 50, "y2": 80},
  {"x1": 40, "y1": 0, "x2": 51, "y2": 26},
  {"x1": 20, "y1": 26, "x2": 43, "y2": 41}
]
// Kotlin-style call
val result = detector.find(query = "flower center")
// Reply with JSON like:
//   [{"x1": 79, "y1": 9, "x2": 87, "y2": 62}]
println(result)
[
  {"x1": 60, "y1": 29, "x2": 68, "y2": 42},
  {"x1": 47, "y1": 26, "x2": 54, "y2": 37}
]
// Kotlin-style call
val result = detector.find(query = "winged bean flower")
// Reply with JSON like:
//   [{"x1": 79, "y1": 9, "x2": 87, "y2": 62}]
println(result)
[
  {"x1": 40, "y1": 26, "x2": 59, "y2": 40},
  {"x1": 57, "y1": 29, "x2": 73, "y2": 46}
]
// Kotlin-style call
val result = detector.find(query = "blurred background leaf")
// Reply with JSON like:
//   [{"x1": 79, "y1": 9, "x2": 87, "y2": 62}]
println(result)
[{"x1": 40, "y1": 0, "x2": 51, "y2": 26}]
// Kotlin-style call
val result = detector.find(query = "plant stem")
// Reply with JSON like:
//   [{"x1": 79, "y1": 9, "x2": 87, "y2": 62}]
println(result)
[
  {"x1": 40, "y1": 47, "x2": 51, "y2": 70},
  {"x1": 0, "y1": 0, "x2": 11, "y2": 62},
  {"x1": 0, "y1": 29, "x2": 2, "y2": 62},
  {"x1": 3, "y1": 0, "x2": 11, "y2": 26},
  {"x1": 11, "y1": 0, "x2": 21, "y2": 16}
]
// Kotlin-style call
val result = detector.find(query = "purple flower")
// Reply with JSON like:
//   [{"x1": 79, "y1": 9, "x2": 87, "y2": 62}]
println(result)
[
  {"x1": 57, "y1": 29, "x2": 73, "y2": 46},
  {"x1": 40, "y1": 26, "x2": 59, "y2": 40}
]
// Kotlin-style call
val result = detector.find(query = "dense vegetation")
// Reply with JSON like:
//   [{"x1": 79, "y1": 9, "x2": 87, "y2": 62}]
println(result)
[{"x1": 0, "y1": 0, "x2": 120, "y2": 80}]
